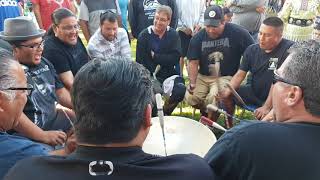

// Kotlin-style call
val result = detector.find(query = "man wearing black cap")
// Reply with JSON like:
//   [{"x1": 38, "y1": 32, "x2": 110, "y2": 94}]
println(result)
[
  {"x1": 185, "y1": 5, "x2": 254, "y2": 127},
  {"x1": 0, "y1": 17, "x2": 74, "y2": 146}
]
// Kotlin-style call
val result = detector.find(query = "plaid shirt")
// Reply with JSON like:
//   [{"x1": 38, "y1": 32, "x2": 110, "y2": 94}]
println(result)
[{"x1": 87, "y1": 27, "x2": 131, "y2": 60}]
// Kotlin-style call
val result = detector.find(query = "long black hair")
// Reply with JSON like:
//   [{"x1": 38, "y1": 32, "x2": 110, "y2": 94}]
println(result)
[{"x1": 47, "y1": 8, "x2": 76, "y2": 36}]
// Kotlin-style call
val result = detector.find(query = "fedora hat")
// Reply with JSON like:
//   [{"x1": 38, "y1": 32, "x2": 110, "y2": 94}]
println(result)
[{"x1": 0, "y1": 16, "x2": 45, "y2": 41}]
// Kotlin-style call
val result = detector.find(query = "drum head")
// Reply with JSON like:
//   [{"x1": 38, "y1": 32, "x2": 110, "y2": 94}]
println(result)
[{"x1": 143, "y1": 116, "x2": 217, "y2": 157}]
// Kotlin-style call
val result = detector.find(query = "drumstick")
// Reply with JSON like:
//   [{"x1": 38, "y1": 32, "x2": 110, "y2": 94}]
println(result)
[
  {"x1": 155, "y1": 93, "x2": 167, "y2": 156},
  {"x1": 200, "y1": 116, "x2": 227, "y2": 132},
  {"x1": 225, "y1": 83, "x2": 248, "y2": 109},
  {"x1": 207, "y1": 104, "x2": 242, "y2": 122}
]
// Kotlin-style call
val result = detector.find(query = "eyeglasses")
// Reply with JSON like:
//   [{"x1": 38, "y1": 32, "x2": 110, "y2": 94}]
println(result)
[
  {"x1": 59, "y1": 24, "x2": 80, "y2": 32},
  {"x1": 1, "y1": 84, "x2": 34, "y2": 95},
  {"x1": 18, "y1": 40, "x2": 45, "y2": 50},
  {"x1": 154, "y1": 16, "x2": 169, "y2": 23},
  {"x1": 273, "y1": 70, "x2": 302, "y2": 88}
]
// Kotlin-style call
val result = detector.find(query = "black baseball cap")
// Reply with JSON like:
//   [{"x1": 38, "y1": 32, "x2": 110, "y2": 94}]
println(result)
[{"x1": 204, "y1": 5, "x2": 224, "y2": 27}]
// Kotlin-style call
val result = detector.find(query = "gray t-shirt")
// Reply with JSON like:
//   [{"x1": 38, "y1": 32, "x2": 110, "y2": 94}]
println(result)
[
  {"x1": 79, "y1": 0, "x2": 121, "y2": 36},
  {"x1": 229, "y1": 0, "x2": 267, "y2": 33}
]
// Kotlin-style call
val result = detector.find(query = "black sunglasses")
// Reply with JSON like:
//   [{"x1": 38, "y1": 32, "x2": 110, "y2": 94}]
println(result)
[
  {"x1": 1, "y1": 84, "x2": 34, "y2": 95},
  {"x1": 273, "y1": 70, "x2": 302, "y2": 88}
]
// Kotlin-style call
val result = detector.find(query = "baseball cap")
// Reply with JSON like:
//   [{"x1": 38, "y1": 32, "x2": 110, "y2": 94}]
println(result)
[{"x1": 204, "y1": 5, "x2": 224, "y2": 27}]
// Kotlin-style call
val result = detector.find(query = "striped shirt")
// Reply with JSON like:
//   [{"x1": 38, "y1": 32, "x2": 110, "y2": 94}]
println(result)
[{"x1": 87, "y1": 27, "x2": 132, "y2": 60}]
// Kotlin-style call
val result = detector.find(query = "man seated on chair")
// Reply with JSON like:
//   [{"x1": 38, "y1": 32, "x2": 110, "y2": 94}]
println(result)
[
  {"x1": 5, "y1": 58, "x2": 215, "y2": 180},
  {"x1": 136, "y1": 5, "x2": 185, "y2": 115},
  {"x1": 185, "y1": 5, "x2": 254, "y2": 127},
  {"x1": 221, "y1": 17, "x2": 294, "y2": 120},
  {"x1": 87, "y1": 10, "x2": 131, "y2": 60},
  {"x1": 205, "y1": 39, "x2": 320, "y2": 180}
]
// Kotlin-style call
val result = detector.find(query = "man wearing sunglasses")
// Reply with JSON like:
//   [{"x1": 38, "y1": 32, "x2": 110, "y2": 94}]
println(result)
[
  {"x1": 0, "y1": 17, "x2": 74, "y2": 147},
  {"x1": 0, "y1": 49, "x2": 51, "y2": 179},
  {"x1": 205, "y1": 40, "x2": 320, "y2": 180}
]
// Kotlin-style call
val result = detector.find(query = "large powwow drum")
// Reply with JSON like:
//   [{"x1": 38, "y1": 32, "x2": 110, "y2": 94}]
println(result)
[{"x1": 143, "y1": 116, "x2": 217, "y2": 157}]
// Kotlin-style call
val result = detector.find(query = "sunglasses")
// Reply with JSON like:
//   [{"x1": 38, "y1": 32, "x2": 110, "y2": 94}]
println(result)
[
  {"x1": 273, "y1": 70, "x2": 302, "y2": 88},
  {"x1": 1, "y1": 84, "x2": 34, "y2": 96}
]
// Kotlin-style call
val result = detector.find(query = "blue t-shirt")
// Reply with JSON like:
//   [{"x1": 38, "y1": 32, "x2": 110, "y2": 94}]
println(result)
[
  {"x1": 0, "y1": 0, "x2": 20, "y2": 31},
  {"x1": 187, "y1": 23, "x2": 254, "y2": 76},
  {"x1": 0, "y1": 132, "x2": 50, "y2": 179}
]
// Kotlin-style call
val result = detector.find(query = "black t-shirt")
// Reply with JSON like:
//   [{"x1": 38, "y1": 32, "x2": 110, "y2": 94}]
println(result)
[
  {"x1": 187, "y1": 23, "x2": 254, "y2": 76},
  {"x1": 240, "y1": 39, "x2": 294, "y2": 100},
  {"x1": 43, "y1": 36, "x2": 89, "y2": 76},
  {"x1": 5, "y1": 146, "x2": 215, "y2": 180},
  {"x1": 22, "y1": 58, "x2": 64, "y2": 129},
  {"x1": 205, "y1": 120, "x2": 320, "y2": 180}
]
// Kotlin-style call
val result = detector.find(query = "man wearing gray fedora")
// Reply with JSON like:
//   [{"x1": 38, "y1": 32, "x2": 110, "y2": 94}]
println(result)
[{"x1": 0, "y1": 17, "x2": 74, "y2": 146}]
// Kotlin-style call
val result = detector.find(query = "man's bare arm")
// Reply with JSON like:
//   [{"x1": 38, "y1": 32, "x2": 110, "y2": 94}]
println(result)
[
  {"x1": 254, "y1": 85, "x2": 273, "y2": 120},
  {"x1": 56, "y1": 87, "x2": 73, "y2": 109},
  {"x1": 14, "y1": 113, "x2": 67, "y2": 145},
  {"x1": 32, "y1": 3, "x2": 44, "y2": 29},
  {"x1": 79, "y1": 20, "x2": 90, "y2": 42}
]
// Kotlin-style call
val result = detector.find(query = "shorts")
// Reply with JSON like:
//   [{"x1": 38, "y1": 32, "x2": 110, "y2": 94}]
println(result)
[{"x1": 185, "y1": 74, "x2": 232, "y2": 109}]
